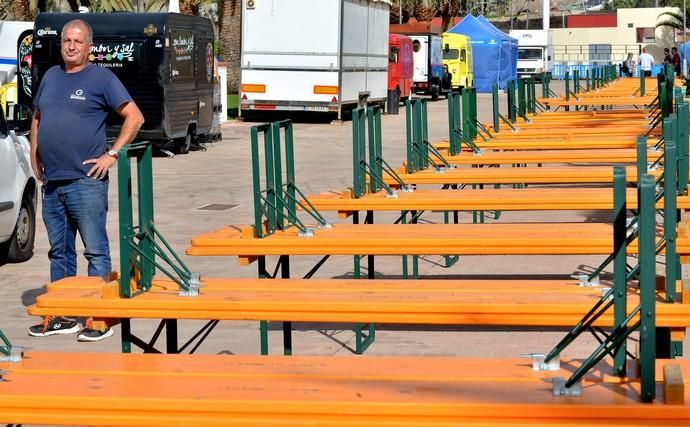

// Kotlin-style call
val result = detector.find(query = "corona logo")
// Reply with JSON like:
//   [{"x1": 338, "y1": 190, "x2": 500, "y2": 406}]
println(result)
[
  {"x1": 143, "y1": 24, "x2": 158, "y2": 36},
  {"x1": 36, "y1": 27, "x2": 57, "y2": 36}
]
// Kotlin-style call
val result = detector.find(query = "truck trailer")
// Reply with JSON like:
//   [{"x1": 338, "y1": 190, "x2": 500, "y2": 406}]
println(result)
[
  {"x1": 239, "y1": 0, "x2": 390, "y2": 119},
  {"x1": 32, "y1": 12, "x2": 216, "y2": 154},
  {"x1": 509, "y1": 29, "x2": 552, "y2": 80},
  {"x1": 388, "y1": 33, "x2": 413, "y2": 102}
]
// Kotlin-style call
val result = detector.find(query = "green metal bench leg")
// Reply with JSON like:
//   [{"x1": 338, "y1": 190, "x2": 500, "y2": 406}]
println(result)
[
  {"x1": 612, "y1": 166, "x2": 627, "y2": 376},
  {"x1": 352, "y1": 211, "x2": 376, "y2": 354},
  {"x1": 355, "y1": 323, "x2": 376, "y2": 354},
  {"x1": 260, "y1": 321, "x2": 269, "y2": 355},
  {"x1": 656, "y1": 328, "x2": 672, "y2": 359},
  {"x1": 121, "y1": 318, "x2": 132, "y2": 354},
  {"x1": 258, "y1": 255, "x2": 270, "y2": 355},
  {"x1": 444, "y1": 209, "x2": 460, "y2": 267},
  {"x1": 672, "y1": 340, "x2": 684, "y2": 357},
  {"x1": 165, "y1": 319, "x2": 178, "y2": 354},
  {"x1": 639, "y1": 174, "x2": 656, "y2": 402}
]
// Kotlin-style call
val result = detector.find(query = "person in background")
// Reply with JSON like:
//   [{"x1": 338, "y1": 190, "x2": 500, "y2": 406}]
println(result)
[
  {"x1": 638, "y1": 47, "x2": 654, "y2": 77},
  {"x1": 672, "y1": 47, "x2": 681, "y2": 76},
  {"x1": 28, "y1": 19, "x2": 144, "y2": 341},
  {"x1": 664, "y1": 48, "x2": 672, "y2": 66},
  {"x1": 622, "y1": 52, "x2": 634, "y2": 77}
]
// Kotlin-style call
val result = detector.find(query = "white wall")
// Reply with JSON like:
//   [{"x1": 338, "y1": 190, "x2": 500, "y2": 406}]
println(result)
[{"x1": 550, "y1": 7, "x2": 680, "y2": 64}]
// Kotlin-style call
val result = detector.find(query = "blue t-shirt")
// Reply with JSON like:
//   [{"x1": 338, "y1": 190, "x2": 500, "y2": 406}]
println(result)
[{"x1": 34, "y1": 64, "x2": 132, "y2": 181}]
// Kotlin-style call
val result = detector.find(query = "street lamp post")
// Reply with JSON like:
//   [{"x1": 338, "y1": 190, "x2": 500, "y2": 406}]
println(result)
[{"x1": 682, "y1": 0, "x2": 688, "y2": 76}]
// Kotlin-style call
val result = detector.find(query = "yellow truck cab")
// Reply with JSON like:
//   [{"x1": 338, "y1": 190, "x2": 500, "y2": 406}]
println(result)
[{"x1": 442, "y1": 33, "x2": 473, "y2": 90}]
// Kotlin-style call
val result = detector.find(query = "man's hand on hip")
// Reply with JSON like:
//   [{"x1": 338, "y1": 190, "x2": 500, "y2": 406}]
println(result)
[{"x1": 84, "y1": 154, "x2": 117, "y2": 180}]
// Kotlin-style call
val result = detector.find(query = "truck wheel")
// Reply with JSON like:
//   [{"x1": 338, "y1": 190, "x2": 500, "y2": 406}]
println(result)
[
  {"x1": 430, "y1": 85, "x2": 440, "y2": 101},
  {"x1": 176, "y1": 133, "x2": 192, "y2": 155},
  {"x1": 4, "y1": 192, "x2": 35, "y2": 263}
]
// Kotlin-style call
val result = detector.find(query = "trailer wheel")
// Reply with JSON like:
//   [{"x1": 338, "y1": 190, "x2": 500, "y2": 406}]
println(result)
[
  {"x1": 176, "y1": 133, "x2": 192, "y2": 155},
  {"x1": 430, "y1": 84, "x2": 440, "y2": 101}
]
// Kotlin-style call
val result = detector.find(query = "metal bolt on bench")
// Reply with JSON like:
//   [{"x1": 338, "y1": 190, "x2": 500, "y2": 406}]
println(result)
[{"x1": 0, "y1": 330, "x2": 23, "y2": 363}]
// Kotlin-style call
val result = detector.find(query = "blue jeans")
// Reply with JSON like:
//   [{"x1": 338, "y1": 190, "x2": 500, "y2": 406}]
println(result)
[{"x1": 42, "y1": 177, "x2": 111, "y2": 281}]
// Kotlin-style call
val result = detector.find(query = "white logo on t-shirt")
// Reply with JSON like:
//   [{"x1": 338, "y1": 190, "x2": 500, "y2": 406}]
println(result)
[{"x1": 70, "y1": 89, "x2": 86, "y2": 101}]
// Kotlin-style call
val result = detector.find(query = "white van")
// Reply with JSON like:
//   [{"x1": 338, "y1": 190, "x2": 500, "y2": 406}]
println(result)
[{"x1": 0, "y1": 104, "x2": 36, "y2": 262}]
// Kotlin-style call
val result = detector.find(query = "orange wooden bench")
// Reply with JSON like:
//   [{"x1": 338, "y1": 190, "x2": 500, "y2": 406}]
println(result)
[
  {"x1": 487, "y1": 118, "x2": 653, "y2": 130},
  {"x1": 434, "y1": 136, "x2": 659, "y2": 151},
  {"x1": 186, "y1": 222, "x2": 690, "y2": 260},
  {"x1": 305, "y1": 187, "x2": 690, "y2": 218},
  {"x1": 24, "y1": 276, "x2": 690, "y2": 328},
  {"x1": 1, "y1": 352, "x2": 689, "y2": 426},
  {"x1": 380, "y1": 165, "x2": 654, "y2": 187},
  {"x1": 539, "y1": 96, "x2": 657, "y2": 109},
  {"x1": 424, "y1": 148, "x2": 662, "y2": 166}
]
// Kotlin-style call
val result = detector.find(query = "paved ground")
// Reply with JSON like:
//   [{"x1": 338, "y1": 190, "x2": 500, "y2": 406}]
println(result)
[{"x1": 2, "y1": 81, "x2": 681, "y2": 359}]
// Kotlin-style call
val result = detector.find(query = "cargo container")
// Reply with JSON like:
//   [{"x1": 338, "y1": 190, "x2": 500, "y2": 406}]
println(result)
[{"x1": 239, "y1": 0, "x2": 391, "y2": 119}]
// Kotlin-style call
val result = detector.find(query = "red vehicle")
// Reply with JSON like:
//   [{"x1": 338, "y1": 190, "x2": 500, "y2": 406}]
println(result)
[{"x1": 388, "y1": 33, "x2": 413, "y2": 102}]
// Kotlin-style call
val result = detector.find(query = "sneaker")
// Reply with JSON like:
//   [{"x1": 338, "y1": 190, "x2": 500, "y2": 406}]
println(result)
[
  {"x1": 77, "y1": 326, "x2": 114, "y2": 342},
  {"x1": 28, "y1": 316, "x2": 79, "y2": 337}
]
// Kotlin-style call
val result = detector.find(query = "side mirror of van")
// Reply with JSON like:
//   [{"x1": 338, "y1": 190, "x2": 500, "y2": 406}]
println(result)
[
  {"x1": 444, "y1": 43, "x2": 450, "y2": 53},
  {"x1": 6, "y1": 103, "x2": 32, "y2": 135}
]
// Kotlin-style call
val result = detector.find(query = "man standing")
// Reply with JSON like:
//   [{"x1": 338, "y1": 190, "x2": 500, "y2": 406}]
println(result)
[
  {"x1": 672, "y1": 47, "x2": 681, "y2": 76},
  {"x1": 639, "y1": 47, "x2": 654, "y2": 77},
  {"x1": 28, "y1": 19, "x2": 144, "y2": 341}
]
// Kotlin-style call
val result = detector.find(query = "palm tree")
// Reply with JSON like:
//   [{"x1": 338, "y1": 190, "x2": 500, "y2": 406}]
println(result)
[
  {"x1": 656, "y1": 10, "x2": 684, "y2": 32},
  {"x1": 390, "y1": 0, "x2": 413, "y2": 24},
  {"x1": 88, "y1": 0, "x2": 166, "y2": 12},
  {"x1": 217, "y1": 0, "x2": 241, "y2": 92},
  {"x1": 613, "y1": 0, "x2": 641, "y2": 8},
  {"x1": 9, "y1": 0, "x2": 33, "y2": 20},
  {"x1": 438, "y1": 0, "x2": 460, "y2": 31},
  {"x1": 413, "y1": 0, "x2": 437, "y2": 22},
  {"x1": 391, "y1": 0, "x2": 462, "y2": 31}
]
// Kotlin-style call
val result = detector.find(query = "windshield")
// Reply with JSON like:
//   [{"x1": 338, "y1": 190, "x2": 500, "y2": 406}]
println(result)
[
  {"x1": 518, "y1": 48, "x2": 543, "y2": 60},
  {"x1": 443, "y1": 49, "x2": 459, "y2": 60}
]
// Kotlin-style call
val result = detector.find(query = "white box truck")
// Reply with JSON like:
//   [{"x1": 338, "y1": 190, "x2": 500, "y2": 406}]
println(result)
[
  {"x1": 239, "y1": 0, "x2": 390, "y2": 119},
  {"x1": 410, "y1": 34, "x2": 443, "y2": 98},
  {"x1": 509, "y1": 29, "x2": 552, "y2": 80}
]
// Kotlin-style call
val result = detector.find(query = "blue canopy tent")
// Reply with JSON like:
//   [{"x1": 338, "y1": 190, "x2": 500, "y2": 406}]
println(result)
[
  {"x1": 476, "y1": 15, "x2": 518, "y2": 80},
  {"x1": 447, "y1": 15, "x2": 518, "y2": 92}
]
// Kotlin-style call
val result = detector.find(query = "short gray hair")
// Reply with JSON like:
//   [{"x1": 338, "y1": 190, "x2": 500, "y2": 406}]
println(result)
[{"x1": 61, "y1": 19, "x2": 93, "y2": 44}]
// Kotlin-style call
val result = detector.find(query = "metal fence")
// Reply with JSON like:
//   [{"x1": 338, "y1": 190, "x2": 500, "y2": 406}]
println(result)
[{"x1": 550, "y1": 44, "x2": 653, "y2": 79}]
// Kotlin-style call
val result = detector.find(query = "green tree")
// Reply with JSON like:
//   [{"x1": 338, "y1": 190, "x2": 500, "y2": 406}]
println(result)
[
  {"x1": 217, "y1": 0, "x2": 241, "y2": 92},
  {"x1": 390, "y1": 0, "x2": 463, "y2": 30}
]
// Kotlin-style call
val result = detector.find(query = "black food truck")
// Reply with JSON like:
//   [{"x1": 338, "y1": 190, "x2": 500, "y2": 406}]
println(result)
[{"x1": 32, "y1": 12, "x2": 215, "y2": 154}]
